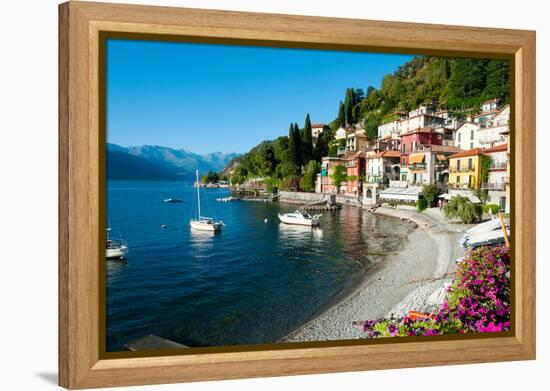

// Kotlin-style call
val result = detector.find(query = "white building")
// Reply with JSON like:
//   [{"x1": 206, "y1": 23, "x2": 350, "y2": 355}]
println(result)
[
  {"x1": 311, "y1": 123, "x2": 326, "y2": 139},
  {"x1": 365, "y1": 150, "x2": 401, "y2": 184},
  {"x1": 377, "y1": 111, "x2": 408, "y2": 138},
  {"x1": 455, "y1": 122, "x2": 480, "y2": 150},
  {"x1": 477, "y1": 105, "x2": 510, "y2": 147},
  {"x1": 483, "y1": 143, "x2": 508, "y2": 210},
  {"x1": 481, "y1": 98, "x2": 500, "y2": 113}
]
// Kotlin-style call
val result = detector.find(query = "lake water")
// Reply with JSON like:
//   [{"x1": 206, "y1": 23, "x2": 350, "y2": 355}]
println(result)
[{"x1": 106, "y1": 180, "x2": 414, "y2": 351}]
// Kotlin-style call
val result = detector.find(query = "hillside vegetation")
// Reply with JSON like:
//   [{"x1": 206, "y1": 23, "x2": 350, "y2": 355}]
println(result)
[{"x1": 223, "y1": 55, "x2": 510, "y2": 190}]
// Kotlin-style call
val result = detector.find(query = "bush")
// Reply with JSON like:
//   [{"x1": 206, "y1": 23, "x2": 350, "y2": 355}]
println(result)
[
  {"x1": 416, "y1": 198, "x2": 428, "y2": 212},
  {"x1": 360, "y1": 246, "x2": 510, "y2": 337},
  {"x1": 483, "y1": 203, "x2": 500, "y2": 214},
  {"x1": 443, "y1": 195, "x2": 482, "y2": 223},
  {"x1": 421, "y1": 184, "x2": 439, "y2": 207}
]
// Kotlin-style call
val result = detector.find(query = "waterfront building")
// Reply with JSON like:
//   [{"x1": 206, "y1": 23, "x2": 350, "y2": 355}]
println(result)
[
  {"x1": 406, "y1": 145, "x2": 462, "y2": 187},
  {"x1": 318, "y1": 156, "x2": 344, "y2": 194},
  {"x1": 342, "y1": 151, "x2": 366, "y2": 197},
  {"x1": 482, "y1": 143, "x2": 509, "y2": 211},
  {"x1": 473, "y1": 98, "x2": 501, "y2": 127},
  {"x1": 365, "y1": 150, "x2": 401, "y2": 185},
  {"x1": 448, "y1": 148, "x2": 485, "y2": 189}
]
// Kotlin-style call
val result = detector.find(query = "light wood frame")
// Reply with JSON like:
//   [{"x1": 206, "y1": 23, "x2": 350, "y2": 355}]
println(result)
[{"x1": 59, "y1": 1, "x2": 536, "y2": 389}]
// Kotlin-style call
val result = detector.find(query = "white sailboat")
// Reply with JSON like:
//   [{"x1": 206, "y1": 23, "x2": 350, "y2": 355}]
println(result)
[
  {"x1": 106, "y1": 228, "x2": 128, "y2": 259},
  {"x1": 190, "y1": 170, "x2": 224, "y2": 231},
  {"x1": 278, "y1": 210, "x2": 322, "y2": 227}
]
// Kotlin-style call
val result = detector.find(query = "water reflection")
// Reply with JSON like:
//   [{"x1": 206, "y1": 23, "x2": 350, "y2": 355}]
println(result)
[{"x1": 278, "y1": 223, "x2": 323, "y2": 244}]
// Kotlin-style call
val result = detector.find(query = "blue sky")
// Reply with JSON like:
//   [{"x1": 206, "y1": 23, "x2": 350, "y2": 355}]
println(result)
[{"x1": 107, "y1": 39, "x2": 412, "y2": 154}]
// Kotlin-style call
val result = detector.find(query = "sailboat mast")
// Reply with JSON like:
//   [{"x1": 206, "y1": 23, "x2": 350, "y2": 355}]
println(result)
[{"x1": 196, "y1": 170, "x2": 201, "y2": 219}]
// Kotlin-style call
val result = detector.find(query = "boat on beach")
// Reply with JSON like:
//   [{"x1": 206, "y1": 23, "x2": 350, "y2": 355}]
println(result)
[
  {"x1": 278, "y1": 210, "x2": 322, "y2": 226},
  {"x1": 106, "y1": 228, "x2": 128, "y2": 259},
  {"x1": 190, "y1": 170, "x2": 224, "y2": 232}
]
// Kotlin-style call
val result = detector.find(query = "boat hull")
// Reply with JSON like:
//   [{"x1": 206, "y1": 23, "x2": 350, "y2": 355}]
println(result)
[
  {"x1": 106, "y1": 246, "x2": 128, "y2": 259},
  {"x1": 278, "y1": 214, "x2": 320, "y2": 226},
  {"x1": 190, "y1": 220, "x2": 223, "y2": 231}
]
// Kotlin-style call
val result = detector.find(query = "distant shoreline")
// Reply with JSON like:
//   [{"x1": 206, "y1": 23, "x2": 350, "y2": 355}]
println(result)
[{"x1": 281, "y1": 206, "x2": 465, "y2": 342}]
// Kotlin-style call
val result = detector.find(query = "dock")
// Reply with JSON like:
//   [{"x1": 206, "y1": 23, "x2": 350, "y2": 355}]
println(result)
[{"x1": 124, "y1": 335, "x2": 189, "y2": 351}]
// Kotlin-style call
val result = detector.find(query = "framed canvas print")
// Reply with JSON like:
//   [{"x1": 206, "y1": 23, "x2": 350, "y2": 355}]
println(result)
[{"x1": 59, "y1": 1, "x2": 536, "y2": 389}]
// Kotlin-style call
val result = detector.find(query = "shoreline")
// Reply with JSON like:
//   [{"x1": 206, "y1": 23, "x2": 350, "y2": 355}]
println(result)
[{"x1": 281, "y1": 206, "x2": 466, "y2": 343}]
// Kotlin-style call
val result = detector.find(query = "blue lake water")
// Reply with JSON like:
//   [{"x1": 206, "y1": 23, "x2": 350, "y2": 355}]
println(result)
[{"x1": 106, "y1": 180, "x2": 413, "y2": 351}]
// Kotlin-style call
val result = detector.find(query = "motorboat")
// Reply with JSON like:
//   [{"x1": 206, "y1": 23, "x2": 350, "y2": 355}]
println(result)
[{"x1": 278, "y1": 210, "x2": 322, "y2": 226}]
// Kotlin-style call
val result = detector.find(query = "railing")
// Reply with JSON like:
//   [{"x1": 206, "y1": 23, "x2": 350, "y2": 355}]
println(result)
[
  {"x1": 448, "y1": 183, "x2": 473, "y2": 189},
  {"x1": 345, "y1": 161, "x2": 357, "y2": 168},
  {"x1": 337, "y1": 148, "x2": 346, "y2": 155},
  {"x1": 449, "y1": 167, "x2": 474, "y2": 173},
  {"x1": 482, "y1": 182, "x2": 506, "y2": 190},
  {"x1": 409, "y1": 163, "x2": 427, "y2": 171},
  {"x1": 489, "y1": 162, "x2": 507, "y2": 170}
]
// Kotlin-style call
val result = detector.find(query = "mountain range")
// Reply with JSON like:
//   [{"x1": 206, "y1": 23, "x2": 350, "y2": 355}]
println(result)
[{"x1": 107, "y1": 143, "x2": 240, "y2": 181}]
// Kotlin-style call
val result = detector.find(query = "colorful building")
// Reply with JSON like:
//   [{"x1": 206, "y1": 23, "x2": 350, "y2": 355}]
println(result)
[
  {"x1": 448, "y1": 148, "x2": 485, "y2": 189},
  {"x1": 365, "y1": 150, "x2": 401, "y2": 184},
  {"x1": 318, "y1": 156, "x2": 344, "y2": 194},
  {"x1": 342, "y1": 151, "x2": 366, "y2": 196}
]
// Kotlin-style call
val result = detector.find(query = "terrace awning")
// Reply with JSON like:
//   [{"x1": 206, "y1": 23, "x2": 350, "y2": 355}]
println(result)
[{"x1": 409, "y1": 154, "x2": 425, "y2": 164}]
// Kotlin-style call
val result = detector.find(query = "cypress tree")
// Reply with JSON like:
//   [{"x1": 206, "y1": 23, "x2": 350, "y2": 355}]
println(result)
[
  {"x1": 302, "y1": 113, "x2": 313, "y2": 164},
  {"x1": 288, "y1": 123, "x2": 298, "y2": 170},
  {"x1": 337, "y1": 101, "x2": 345, "y2": 128},
  {"x1": 293, "y1": 123, "x2": 303, "y2": 169},
  {"x1": 344, "y1": 88, "x2": 355, "y2": 126}
]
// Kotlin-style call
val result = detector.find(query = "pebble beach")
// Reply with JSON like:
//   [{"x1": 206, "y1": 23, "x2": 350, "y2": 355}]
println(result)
[{"x1": 282, "y1": 207, "x2": 466, "y2": 342}]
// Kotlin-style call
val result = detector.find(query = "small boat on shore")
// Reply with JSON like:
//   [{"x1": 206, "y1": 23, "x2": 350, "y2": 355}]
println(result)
[
  {"x1": 278, "y1": 210, "x2": 322, "y2": 227},
  {"x1": 163, "y1": 197, "x2": 183, "y2": 203},
  {"x1": 190, "y1": 170, "x2": 224, "y2": 232},
  {"x1": 106, "y1": 228, "x2": 128, "y2": 259}
]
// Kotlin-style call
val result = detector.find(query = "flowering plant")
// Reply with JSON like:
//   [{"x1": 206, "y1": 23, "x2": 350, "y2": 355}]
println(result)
[{"x1": 360, "y1": 245, "x2": 510, "y2": 338}]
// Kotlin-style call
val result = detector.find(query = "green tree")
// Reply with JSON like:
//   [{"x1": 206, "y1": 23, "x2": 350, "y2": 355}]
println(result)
[
  {"x1": 300, "y1": 160, "x2": 320, "y2": 192},
  {"x1": 302, "y1": 113, "x2": 313, "y2": 164},
  {"x1": 201, "y1": 170, "x2": 219, "y2": 184},
  {"x1": 313, "y1": 129, "x2": 331, "y2": 161},
  {"x1": 421, "y1": 184, "x2": 440, "y2": 207},
  {"x1": 331, "y1": 164, "x2": 347, "y2": 193},
  {"x1": 254, "y1": 143, "x2": 276, "y2": 177},
  {"x1": 293, "y1": 123, "x2": 303, "y2": 169},
  {"x1": 416, "y1": 198, "x2": 428, "y2": 212},
  {"x1": 443, "y1": 196, "x2": 482, "y2": 223},
  {"x1": 484, "y1": 60, "x2": 510, "y2": 103}
]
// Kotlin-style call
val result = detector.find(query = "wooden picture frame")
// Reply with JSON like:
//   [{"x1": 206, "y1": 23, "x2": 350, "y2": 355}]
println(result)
[{"x1": 59, "y1": 1, "x2": 536, "y2": 388}]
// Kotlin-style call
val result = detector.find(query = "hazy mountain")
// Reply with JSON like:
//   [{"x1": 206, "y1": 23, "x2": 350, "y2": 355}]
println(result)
[{"x1": 107, "y1": 143, "x2": 240, "y2": 181}]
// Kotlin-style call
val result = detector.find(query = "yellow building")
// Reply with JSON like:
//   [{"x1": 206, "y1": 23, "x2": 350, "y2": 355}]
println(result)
[{"x1": 448, "y1": 148, "x2": 485, "y2": 189}]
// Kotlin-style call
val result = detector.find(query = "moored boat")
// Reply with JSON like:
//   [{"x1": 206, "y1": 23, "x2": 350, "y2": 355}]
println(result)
[
  {"x1": 163, "y1": 197, "x2": 183, "y2": 203},
  {"x1": 278, "y1": 210, "x2": 322, "y2": 226},
  {"x1": 106, "y1": 228, "x2": 128, "y2": 259},
  {"x1": 190, "y1": 170, "x2": 224, "y2": 232}
]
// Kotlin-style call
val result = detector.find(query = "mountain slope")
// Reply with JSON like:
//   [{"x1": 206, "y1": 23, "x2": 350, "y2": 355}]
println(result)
[{"x1": 106, "y1": 144, "x2": 240, "y2": 181}]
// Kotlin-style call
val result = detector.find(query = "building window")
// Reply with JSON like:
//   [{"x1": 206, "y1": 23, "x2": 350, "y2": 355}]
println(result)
[
  {"x1": 468, "y1": 158, "x2": 473, "y2": 170},
  {"x1": 402, "y1": 144, "x2": 406, "y2": 153},
  {"x1": 402, "y1": 158, "x2": 406, "y2": 166},
  {"x1": 458, "y1": 133, "x2": 461, "y2": 142},
  {"x1": 457, "y1": 160, "x2": 461, "y2": 170},
  {"x1": 470, "y1": 130, "x2": 474, "y2": 140},
  {"x1": 456, "y1": 176, "x2": 460, "y2": 184},
  {"x1": 470, "y1": 142, "x2": 473, "y2": 149},
  {"x1": 469, "y1": 175, "x2": 473, "y2": 187}
]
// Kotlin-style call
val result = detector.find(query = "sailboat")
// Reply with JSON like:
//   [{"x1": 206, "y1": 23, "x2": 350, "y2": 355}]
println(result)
[
  {"x1": 190, "y1": 170, "x2": 224, "y2": 231},
  {"x1": 106, "y1": 227, "x2": 128, "y2": 259}
]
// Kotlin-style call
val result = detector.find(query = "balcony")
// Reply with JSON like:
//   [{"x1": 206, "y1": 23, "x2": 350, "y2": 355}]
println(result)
[
  {"x1": 482, "y1": 182, "x2": 506, "y2": 190},
  {"x1": 448, "y1": 183, "x2": 473, "y2": 190},
  {"x1": 489, "y1": 162, "x2": 507, "y2": 170},
  {"x1": 337, "y1": 148, "x2": 347, "y2": 156},
  {"x1": 409, "y1": 163, "x2": 427, "y2": 171},
  {"x1": 449, "y1": 166, "x2": 474, "y2": 173}
]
